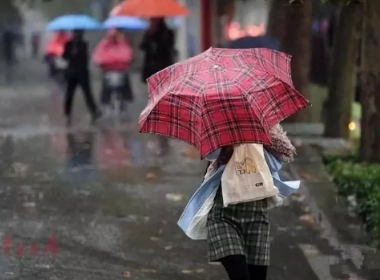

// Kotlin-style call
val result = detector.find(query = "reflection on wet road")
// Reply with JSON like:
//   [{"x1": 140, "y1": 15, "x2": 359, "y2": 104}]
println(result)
[{"x1": 0, "y1": 58, "x2": 219, "y2": 279}]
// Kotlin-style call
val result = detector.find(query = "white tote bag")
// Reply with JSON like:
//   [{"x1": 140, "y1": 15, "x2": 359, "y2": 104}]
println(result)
[{"x1": 221, "y1": 144, "x2": 279, "y2": 207}]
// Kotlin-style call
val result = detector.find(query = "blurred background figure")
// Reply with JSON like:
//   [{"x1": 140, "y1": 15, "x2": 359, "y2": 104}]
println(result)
[
  {"x1": 63, "y1": 29, "x2": 101, "y2": 125},
  {"x1": 31, "y1": 31, "x2": 41, "y2": 58},
  {"x1": 2, "y1": 26, "x2": 16, "y2": 84},
  {"x1": 44, "y1": 30, "x2": 70, "y2": 82},
  {"x1": 140, "y1": 17, "x2": 175, "y2": 84},
  {"x1": 140, "y1": 17, "x2": 176, "y2": 155},
  {"x1": 93, "y1": 28, "x2": 133, "y2": 117}
]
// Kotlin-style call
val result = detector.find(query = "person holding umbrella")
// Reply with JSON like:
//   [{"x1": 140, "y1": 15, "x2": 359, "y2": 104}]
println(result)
[
  {"x1": 47, "y1": 15, "x2": 102, "y2": 124},
  {"x1": 110, "y1": 0, "x2": 188, "y2": 84},
  {"x1": 139, "y1": 47, "x2": 310, "y2": 280},
  {"x1": 94, "y1": 15, "x2": 146, "y2": 116}
]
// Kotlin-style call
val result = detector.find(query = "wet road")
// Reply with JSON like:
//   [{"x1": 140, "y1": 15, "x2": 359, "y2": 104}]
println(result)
[{"x1": 0, "y1": 58, "x2": 366, "y2": 280}]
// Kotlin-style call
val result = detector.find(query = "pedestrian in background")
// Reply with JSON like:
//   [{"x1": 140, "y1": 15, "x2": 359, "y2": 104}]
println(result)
[
  {"x1": 93, "y1": 29, "x2": 133, "y2": 115},
  {"x1": 2, "y1": 27, "x2": 16, "y2": 84},
  {"x1": 63, "y1": 29, "x2": 101, "y2": 125},
  {"x1": 31, "y1": 31, "x2": 41, "y2": 58},
  {"x1": 140, "y1": 17, "x2": 175, "y2": 83},
  {"x1": 140, "y1": 18, "x2": 175, "y2": 154}
]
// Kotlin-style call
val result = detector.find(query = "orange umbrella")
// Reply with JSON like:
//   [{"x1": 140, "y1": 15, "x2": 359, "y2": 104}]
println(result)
[{"x1": 111, "y1": 0, "x2": 189, "y2": 17}]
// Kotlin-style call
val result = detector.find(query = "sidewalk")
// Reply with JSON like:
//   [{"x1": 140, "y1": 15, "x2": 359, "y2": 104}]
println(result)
[{"x1": 289, "y1": 141, "x2": 380, "y2": 280}]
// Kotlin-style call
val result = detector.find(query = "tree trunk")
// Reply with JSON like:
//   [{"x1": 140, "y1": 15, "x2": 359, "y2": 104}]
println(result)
[
  {"x1": 324, "y1": 3, "x2": 360, "y2": 139},
  {"x1": 360, "y1": 0, "x2": 380, "y2": 162},
  {"x1": 281, "y1": 0, "x2": 312, "y2": 122},
  {"x1": 267, "y1": 0, "x2": 286, "y2": 44}
]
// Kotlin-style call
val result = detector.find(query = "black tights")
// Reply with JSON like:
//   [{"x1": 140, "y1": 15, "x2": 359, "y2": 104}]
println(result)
[{"x1": 220, "y1": 255, "x2": 267, "y2": 280}]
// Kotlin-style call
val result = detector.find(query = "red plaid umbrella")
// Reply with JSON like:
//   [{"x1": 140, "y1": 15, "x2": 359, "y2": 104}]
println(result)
[{"x1": 139, "y1": 47, "x2": 310, "y2": 158}]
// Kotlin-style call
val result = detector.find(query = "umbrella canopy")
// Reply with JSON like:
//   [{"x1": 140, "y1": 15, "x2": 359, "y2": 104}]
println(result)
[
  {"x1": 139, "y1": 47, "x2": 310, "y2": 158},
  {"x1": 111, "y1": 0, "x2": 189, "y2": 17},
  {"x1": 227, "y1": 36, "x2": 280, "y2": 50},
  {"x1": 103, "y1": 16, "x2": 148, "y2": 30},
  {"x1": 47, "y1": 15, "x2": 101, "y2": 31}
]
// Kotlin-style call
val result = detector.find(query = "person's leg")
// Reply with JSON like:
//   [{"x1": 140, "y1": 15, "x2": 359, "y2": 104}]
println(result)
[
  {"x1": 220, "y1": 255, "x2": 250, "y2": 280},
  {"x1": 65, "y1": 78, "x2": 77, "y2": 122},
  {"x1": 248, "y1": 265, "x2": 267, "y2": 280},
  {"x1": 79, "y1": 77, "x2": 100, "y2": 119},
  {"x1": 101, "y1": 75, "x2": 111, "y2": 105}
]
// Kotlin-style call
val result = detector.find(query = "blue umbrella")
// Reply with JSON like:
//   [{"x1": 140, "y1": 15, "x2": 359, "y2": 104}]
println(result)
[
  {"x1": 103, "y1": 16, "x2": 148, "y2": 30},
  {"x1": 47, "y1": 15, "x2": 101, "y2": 31},
  {"x1": 227, "y1": 36, "x2": 280, "y2": 51},
  {"x1": 166, "y1": 17, "x2": 182, "y2": 29}
]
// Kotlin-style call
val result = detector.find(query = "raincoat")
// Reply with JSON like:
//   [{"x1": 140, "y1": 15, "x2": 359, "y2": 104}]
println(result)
[
  {"x1": 45, "y1": 32, "x2": 71, "y2": 57},
  {"x1": 93, "y1": 33, "x2": 133, "y2": 71}
]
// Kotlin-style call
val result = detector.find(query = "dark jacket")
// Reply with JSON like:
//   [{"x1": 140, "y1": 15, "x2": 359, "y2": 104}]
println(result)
[
  {"x1": 140, "y1": 27, "x2": 175, "y2": 82},
  {"x1": 2, "y1": 30, "x2": 15, "y2": 63},
  {"x1": 63, "y1": 39, "x2": 90, "y2": 79}
]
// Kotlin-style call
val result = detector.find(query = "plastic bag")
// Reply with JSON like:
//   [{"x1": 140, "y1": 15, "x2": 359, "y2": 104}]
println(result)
[
  {"x1": 178, "y1": 165, "x2": 224, "y2": 240},
  {"x1": 93, "y1": 37, "x2": 133, "y2": 71}
]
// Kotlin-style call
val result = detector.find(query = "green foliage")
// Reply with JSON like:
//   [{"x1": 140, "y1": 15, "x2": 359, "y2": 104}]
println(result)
[{"x1": 326, "y1": 156, "x2": 380, "y2": 241}]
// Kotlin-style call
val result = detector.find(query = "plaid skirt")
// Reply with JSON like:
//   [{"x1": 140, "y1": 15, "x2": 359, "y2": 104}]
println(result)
[{"x1": 207, "y1": 187, "x2": 270, "y2": 266}]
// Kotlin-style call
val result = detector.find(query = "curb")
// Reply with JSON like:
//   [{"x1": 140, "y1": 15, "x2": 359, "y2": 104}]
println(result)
[{"x1": 288, "y1": 144, "x2": 380, "y2": 278}]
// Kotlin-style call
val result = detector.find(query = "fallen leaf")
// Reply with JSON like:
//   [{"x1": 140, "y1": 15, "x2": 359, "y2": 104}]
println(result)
[
  {"x1": 277, "y1": 227, "x2": 288, "y2": 232},
  {"x1": 303, "y1": 207, "x2": 311, "y2": 213},
  {"x1": 23, "y1": 202, "x2": 36, "y2": 208},
  {"x1": 150, "y1": 237, "x2": 159, "y2": 241},
  {"x1": 166, "y1": 193, "x2": 184, "y2": 202},
  {"x1": 208, "y1": 262, "x2": 221, "y2": 266},
  {"x1": 300, "y1": 245, "x2": 319, "y2": 256},
  {"x1": 35, "y1": 264, "x2": 50, "y2": 269},
  {"x1": 292, "y1": 195, "x2": 305, "y2": 203},
  {"x1": 146, "y1": 173, "x2": 157, "y2": 180},
  {"x1": 164, "y1": 245, "x2": 172, "y2": 251},
  {"x1": 196, "y1": 269, "x2": 205, "y2": 273},
  {"x1": 299, "y1": 214, "x2": 315, "y2": 225},
  {"x1": 299, "y1": 172, "x2": 312, "y2": 180},
  {"x1": 182, "y1": 270, "x2": 193, "y2": 274},
  {"x1": 122, "y1": 271, "x2": 131, "y2": 277},
  {"x1": 319, "y1": 232, "x2": 329, "y2": 240},
  {"x1": 182, "y1": 146, "x2": 199, "y2": 159}
]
